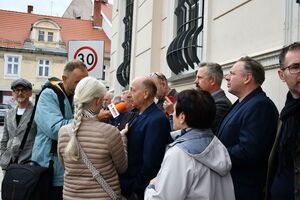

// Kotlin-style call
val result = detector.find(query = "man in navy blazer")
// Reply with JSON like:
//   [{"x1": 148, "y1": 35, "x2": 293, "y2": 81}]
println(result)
[
  {"x1": 120, "y1": 76, "x2": 171, "y2": 200},
  {"x1": 216, "y1": 57, "x2": 278, "y2": 200},
  {"x1": 194, "y1": 62, "x2": 232, "y2": 133}
]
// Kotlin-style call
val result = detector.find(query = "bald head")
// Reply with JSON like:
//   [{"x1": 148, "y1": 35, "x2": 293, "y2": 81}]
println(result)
[{"x1": 130, "y1": 76, "x2": 157, "y2": 111}]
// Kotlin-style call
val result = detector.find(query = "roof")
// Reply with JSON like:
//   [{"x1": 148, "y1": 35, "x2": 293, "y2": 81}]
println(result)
[
  {"x1": 101, "y1": 3, "x2": 112, "y2": 22},
  {"x1": 0, "y1": 9, "x2": 111, "y2": 57}
]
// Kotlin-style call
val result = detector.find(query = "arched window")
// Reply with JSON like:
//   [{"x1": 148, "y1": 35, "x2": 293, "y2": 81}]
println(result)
[{"x1": 167, "y1": 0, "x2": 204, "y2": 74}]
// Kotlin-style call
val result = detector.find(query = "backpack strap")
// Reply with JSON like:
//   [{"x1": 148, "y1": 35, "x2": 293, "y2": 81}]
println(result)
[{"x1": 36, "y1": 79, "x2": 67, "y2": 158}]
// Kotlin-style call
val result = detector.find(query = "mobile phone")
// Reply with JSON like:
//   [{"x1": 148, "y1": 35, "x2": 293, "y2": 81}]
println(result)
[{"x1": 165, "y1": 96, "x2": 175, "y2": 103}]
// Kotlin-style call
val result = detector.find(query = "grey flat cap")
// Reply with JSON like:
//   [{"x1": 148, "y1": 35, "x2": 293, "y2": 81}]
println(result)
[{"x1": 11, "y1": 78, "x2": 32, "y2": 90}]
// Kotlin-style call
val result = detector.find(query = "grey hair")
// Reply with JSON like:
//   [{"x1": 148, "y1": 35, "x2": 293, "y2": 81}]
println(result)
[
  {"x1": 63, "y1": 60, "x2": 87, "y2": 75},
  {"x1": 64, "y1": 77, "x2": 107, "y2": 161},
  {"x1": 199, "y1": 62, "x2": 223, "y2": 85}
]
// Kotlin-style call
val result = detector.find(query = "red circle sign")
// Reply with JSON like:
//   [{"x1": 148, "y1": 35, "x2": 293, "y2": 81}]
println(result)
[{"x1": 74, "y1": 46, "x2": 98, "y2": 72}]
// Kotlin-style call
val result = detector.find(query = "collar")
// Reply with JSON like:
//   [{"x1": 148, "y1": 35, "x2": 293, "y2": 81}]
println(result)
[
  {"x1": 169, "y1": 128, "x2": 214, "y2": 147},
  {"x1": 211, "y1": 89, "x2": 223, "y2": 97},
  {"x1": 139, "y1": 102, "x2": 157, "y2": 116},
  {"x1": 82, "y1": 109, "x2": 98, "y2": 118}
]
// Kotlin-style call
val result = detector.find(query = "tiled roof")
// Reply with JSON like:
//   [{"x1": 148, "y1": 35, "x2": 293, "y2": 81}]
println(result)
[
  {"x1": 102, "y1": 3, "x2": 112, "y2": 22},
  {"x1": 0, "y1": 9, "x2": 111, "y2": 57}
]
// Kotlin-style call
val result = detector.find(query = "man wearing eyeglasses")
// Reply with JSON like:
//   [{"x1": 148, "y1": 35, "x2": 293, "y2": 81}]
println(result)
[
  {"x1": 266, "y1": 42, "x2": 300, "y2": 200},
  {"x1": 216, "y1": 56, "x2": 279, "y2": 200},
  {"x1": 0, "y1": 78, "x2": 37, "y2": 173},
  {"x1": 150, "y1": 72, "x2": 178, "y2": 112}
]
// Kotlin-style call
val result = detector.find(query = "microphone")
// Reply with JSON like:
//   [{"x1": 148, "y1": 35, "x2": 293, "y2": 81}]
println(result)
[{"x1": 107, "y1": 102, "x2": 127, "y2": 118}]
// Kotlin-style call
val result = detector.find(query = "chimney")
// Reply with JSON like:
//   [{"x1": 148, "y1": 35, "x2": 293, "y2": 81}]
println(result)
[
  {"x1": 93, "y1": 0, "x2": 103, "y2": 27},
  {"x1": 27, "y1": 5, "x2": 33, "y2": 14}
]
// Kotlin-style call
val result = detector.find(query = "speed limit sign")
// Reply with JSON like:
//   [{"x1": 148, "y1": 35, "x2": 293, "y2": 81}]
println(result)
[{"x1": 68, "y1": 40, "x2": 105, "y2": 79}]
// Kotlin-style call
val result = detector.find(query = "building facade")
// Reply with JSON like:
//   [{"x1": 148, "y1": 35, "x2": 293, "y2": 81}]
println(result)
[
  {"x1": 110, "y1": 0, "x2": 300, "y2": 110},
  {"x1": 0, "y1": 3, "x2": 111, "y2": 105}
]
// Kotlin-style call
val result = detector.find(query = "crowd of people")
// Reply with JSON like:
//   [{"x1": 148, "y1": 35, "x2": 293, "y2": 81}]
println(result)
[{"x1": 0, "y1": 42, "x2": 299, "y2": 200}]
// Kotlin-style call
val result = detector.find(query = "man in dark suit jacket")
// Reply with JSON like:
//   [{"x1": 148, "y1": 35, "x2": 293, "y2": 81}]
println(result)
[
  {"x1": 216, "y1": 56, "x2": 279, "y2": 200},
  {"x1": 194, "y1": 62, "x2": 232, "y2": 133},
  {"x1": 120, "y1": 76, "x2": 171, "y2": 200}
]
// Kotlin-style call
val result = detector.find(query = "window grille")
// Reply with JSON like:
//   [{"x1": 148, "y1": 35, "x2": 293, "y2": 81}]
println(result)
[
  {"x1": 116, "y1": 0, "x2": 134, "y2": 87},
  {"x1": 166, "y1": 0, "x2": 204, "y2": 74}
]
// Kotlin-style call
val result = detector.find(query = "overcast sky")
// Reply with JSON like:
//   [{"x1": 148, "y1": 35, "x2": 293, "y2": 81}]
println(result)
[{"x1": 0, "y1": 0, "x2": 113, "y2": 17}]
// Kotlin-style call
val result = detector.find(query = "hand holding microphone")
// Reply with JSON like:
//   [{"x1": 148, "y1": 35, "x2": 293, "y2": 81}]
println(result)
[{"x1": 98, "y1": 102, "x2": 127, "y2": 122}]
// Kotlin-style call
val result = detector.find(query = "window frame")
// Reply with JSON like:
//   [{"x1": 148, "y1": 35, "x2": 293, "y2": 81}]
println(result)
[
  {"x1": 4, "y1": 54, "x2": 22, "y2": 79},
  {"x1": 36, "y1": 58, "x2": 51, "y2": 78},
  {"x1": 38, "y1": 31, "x2": 45, "y2": 41},
  {"x1": 48, "y1": 32, "x2": 54, "y2": 42}
]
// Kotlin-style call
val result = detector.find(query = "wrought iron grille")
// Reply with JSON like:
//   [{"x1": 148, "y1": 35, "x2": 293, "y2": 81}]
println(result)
[
  {"x1": 116, "y1": 0, "x2": 134, "y2": 87},
  {"x1": 166, "y1": 0, "x2": 204, "y2": 74}
]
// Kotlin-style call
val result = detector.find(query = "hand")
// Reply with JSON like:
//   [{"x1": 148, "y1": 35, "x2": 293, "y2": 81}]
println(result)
[
  {"x1": 163, "y1": 97, "x2": 174, "y2": 115},
  {"x1": 97, "y1": 109, "x2": 112, "y2": 122},
  {"x1": 120, "y1": 123, "x2": 129, "y2": 136},
  {"x1": 150, "y1": 177, "x2": 156, "y2": 185}
]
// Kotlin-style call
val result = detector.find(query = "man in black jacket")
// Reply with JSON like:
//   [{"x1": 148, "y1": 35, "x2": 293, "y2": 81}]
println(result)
[
  {"x1": 194, "y1": 62, "x2": 232, "y2": 133},
  {"x1": 267, "y1": 42, "x2": 300, "y2": 200}
]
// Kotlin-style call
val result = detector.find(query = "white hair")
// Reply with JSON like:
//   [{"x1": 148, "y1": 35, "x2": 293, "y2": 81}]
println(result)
[{"x1": 64, "y1": 76, "x2": 107, "y2": 161}]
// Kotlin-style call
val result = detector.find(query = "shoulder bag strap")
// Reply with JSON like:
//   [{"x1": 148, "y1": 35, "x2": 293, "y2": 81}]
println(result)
[
  {"x1": 15, "y1": 103, "x2": 37, "y2": 163},
  {"x1": 67, "y1": 126, "x2": 119, "y2": 200}
]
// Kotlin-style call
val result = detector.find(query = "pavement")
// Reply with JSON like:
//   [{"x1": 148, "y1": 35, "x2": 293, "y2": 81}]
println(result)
[{"x1": 0, "y1": 125, "x2": 3, "y2": 195}]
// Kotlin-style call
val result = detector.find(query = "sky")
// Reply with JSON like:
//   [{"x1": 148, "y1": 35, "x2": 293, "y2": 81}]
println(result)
[{"x1": 0, "y1": 0, "x2": 113, "y2": 17}]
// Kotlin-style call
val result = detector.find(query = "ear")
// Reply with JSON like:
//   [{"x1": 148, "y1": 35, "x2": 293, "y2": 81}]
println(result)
[
  {"x1": 244, "y1": 73, "x2": 252, "y2": 84},
  {"x1": 179, "y1": 112, "x2": 186, "y2": 124},
  {"x1": 143, "y1": 89, "x2": 149, "y2": 100},
  {"x1": 162, "y1": 80, "x2": 167, "y2": 88},
  {"x1": 209, "y1": 76, "x2": 216, "y2": 86},
  {"x1": 62, "y1": 74, "x2": 67, "y2": 83},
  {"x1": 278, "y1": 70, "x2": 286, "y2": 82},
  {"x1": 28, "y1": 90, "x2": 33, "y2": 97}
]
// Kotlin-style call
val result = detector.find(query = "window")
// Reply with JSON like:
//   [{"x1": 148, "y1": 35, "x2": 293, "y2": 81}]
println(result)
[
  {"x1": 37, "y1": 59, "x2": 50, "y2": 77},
  {"x1": 4, "y1": 54, "x2": 21, "y2": 78},
  {"x1": 38, "y1": 31, "x2": 45, "y2": 41},
  {"x1": 48, "y1": 32, "x2": 53, "y2": 42},
  {"x1": 116, "y1": 0, "x2": 134, "y2": 87},
  {"x1": 102, "y1": 64, "x2": 106, "y2": 80},
  {"x1": 166, "y1": 0, "x2": 204, "y2": 74}
]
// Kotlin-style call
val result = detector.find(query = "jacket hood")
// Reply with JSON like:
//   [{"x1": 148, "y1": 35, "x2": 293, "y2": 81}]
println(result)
[{"x1": 171, "y1": 129, "x2": 232, "y2": 176}]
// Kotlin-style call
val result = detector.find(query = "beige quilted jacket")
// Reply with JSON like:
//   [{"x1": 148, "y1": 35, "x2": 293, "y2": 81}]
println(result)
[{"x1": 58, "y1": 117, "x2": 127, "y2": 200}]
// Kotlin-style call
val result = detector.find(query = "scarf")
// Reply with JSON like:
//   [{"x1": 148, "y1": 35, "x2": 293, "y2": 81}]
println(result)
[
  {"x1": 278, "y1": 92, "x2": 300, "y2": 172},
  {"x1": 82, "y1": 109, "x2": 98, "y2": 118}
]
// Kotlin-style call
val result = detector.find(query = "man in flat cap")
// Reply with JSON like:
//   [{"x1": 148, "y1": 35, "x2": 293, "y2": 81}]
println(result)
[{"x1": 0, "y1": 78, "x2": 37, "y2": 173}]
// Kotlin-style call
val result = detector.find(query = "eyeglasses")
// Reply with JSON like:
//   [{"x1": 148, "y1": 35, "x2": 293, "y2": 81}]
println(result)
[
  {"x1": 13, "y1": 88, "x2": 29, "y2": 93},
  {"x1": 150, "y1": 72, "x2": 165, "y2": 80},
  {"x1": 281, "y1": 63, "x2": 300, "y2": 74}
]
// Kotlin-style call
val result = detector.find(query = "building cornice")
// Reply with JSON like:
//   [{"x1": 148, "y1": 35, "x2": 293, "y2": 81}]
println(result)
[
  {"x1": 0, "y1": 46, "x2": 111, "y2": 59},
  {"x1": 169, "y1": 48, "x2": 282, "y2": 85},
  {"x1": 0, "y1": 46, "x2": 68, "y2": 56}
]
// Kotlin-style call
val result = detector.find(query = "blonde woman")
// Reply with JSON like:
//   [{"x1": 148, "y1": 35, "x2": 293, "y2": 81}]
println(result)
[{"x1": 58, "y1": 77, "x2": 128, "y2": 199}]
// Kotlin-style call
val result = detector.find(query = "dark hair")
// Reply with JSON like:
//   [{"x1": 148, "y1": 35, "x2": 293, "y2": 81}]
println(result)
[
  {"x1": 142, "y1": 78, "x2": 157, "y2": 98},
  {"x1": 175, "y1": 89, "x2": 216, "y2": 129},
  {"x1": 199, "y1": 62, "x2": 223, "y2": 85},
  {"x1": 238, "y1": 56, "x2": 265, "y2": 85},
  {"x1": 63, "y1": 60, "x2": 87, "y2": 75},
  {"x1": 279, "y1": 42, "x2": 300, "y2": 68}
]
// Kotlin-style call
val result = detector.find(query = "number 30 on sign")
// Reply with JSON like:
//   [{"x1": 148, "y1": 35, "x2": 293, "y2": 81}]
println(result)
[
  {"x1": 68, "y1": 40, "x2": 104, "y2": 79},
  {"x1": 74, "y1": 46, "x2": 98, "y2": 71}
]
